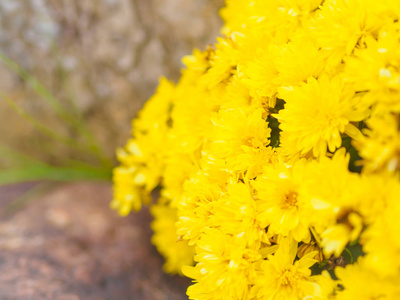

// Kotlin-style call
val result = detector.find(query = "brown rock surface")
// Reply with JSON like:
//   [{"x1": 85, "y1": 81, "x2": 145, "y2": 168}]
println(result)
[{"x1": 0, "y1": 182, "x2": 190, "y2": 300}]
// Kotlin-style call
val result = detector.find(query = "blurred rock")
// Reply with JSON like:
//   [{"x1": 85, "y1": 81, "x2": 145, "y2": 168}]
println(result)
[
  {"x1": 0, "y1": 182, "x2": 190, "y2": 299},
  {"x1": 0, "y1": 0, "x2": 224, "y2": 164}
]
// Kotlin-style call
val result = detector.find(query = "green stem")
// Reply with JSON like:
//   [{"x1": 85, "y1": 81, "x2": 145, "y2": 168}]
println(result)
[{"x1": 344, "y1": 247, "x2": 354, "y2": 264}]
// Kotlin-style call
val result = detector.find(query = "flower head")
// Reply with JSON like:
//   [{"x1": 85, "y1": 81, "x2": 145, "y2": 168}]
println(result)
[
  {"x1": 251, "y1": 238, "x2": 334, "y2": 300},
  {"x1": 276, "y1": 75, "x2": 365, "y2": 158}
]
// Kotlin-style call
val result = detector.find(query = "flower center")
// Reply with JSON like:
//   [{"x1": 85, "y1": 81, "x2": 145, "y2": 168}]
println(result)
[
  {"x1": 279, "y1": 268, "x2": 299, "y2": 287},
  {"x1": 282, "y1": 191, "x2": 298, "y2": 209},
  {"x1": 244, "y1": 137, "x2": 264, "y2": 149}
]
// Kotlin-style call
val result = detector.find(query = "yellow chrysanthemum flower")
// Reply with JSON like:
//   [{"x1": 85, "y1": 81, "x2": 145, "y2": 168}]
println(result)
[
  {"x1": 344, "y1": 24, "x2": 400, "y2": 112},
  {"x1": 251, "y1": 238, "x2": 334, "y2": 300},
  {"x1": 212, "y1": 181, "x2": 269, "y2": 248},
  {"x1": 111, "y1": 164, "x2": 151, "y2": 215},
  {"x1": 335, "y1": 257, "x2": 400, "y2": 299},
  {"x1": 207, "y1": 107, "x2": 271, "y2": 174},
  {"x1": 253, "y1": 159, "x2": 313, "y2": 243},
  {"x1": 150, "y1": 200, "x2": 195, "y2": 275},
  {"x1": 273, "y1": 34, "x2": 326, "y2": 87},
  {"x1": 355, "y1": 112, "x2": 400, "y2": 174},
  {"x1": 176, "y1": 171, "x2": 223, "y2": 245},
  {"x1": 361, "y1": 179, "x2": 400, "y2": 277},
  {"x1": 310, "y1": 0, "x2": 391, "y2": 66},
  {"x1": 182, "y1": 228, "x2": 262, "y2": 300},
  {"x1": 276, "y1": 75, "x2": 365, "y2": 158}
]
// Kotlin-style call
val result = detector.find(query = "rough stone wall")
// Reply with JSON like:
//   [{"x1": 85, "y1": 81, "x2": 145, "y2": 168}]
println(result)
[{"x1": 0, "y1": 0, "x2": 224, "y2": 164}]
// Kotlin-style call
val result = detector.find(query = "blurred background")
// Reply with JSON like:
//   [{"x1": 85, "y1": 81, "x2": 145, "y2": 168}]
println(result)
[
  {"x1": 0, "y1": 0, "x2": 223, "y2": 168},
  {"x1": 0, "y1": 0, "x2": 223, "y2": 299}
]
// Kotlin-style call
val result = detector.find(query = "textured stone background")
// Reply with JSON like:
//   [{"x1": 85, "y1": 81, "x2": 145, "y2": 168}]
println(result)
[
  {"x1": 0, "y1": 0, "x2": 224, "y2": 299},
  {"x1": 0, "y1": 0, "x2": 223, "y2": 163}
]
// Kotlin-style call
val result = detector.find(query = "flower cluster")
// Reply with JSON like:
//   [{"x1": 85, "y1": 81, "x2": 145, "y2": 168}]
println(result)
[{"x1": 112, "y1": 0, "x2": 400, "y2": 299}]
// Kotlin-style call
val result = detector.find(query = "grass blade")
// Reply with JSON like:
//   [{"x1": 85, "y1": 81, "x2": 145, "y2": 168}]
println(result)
[
  {"x1": 0, "y1": 165, "x2": 112, "y2": 186},
  {"x1": 0, "y1": 91, "x2": 105, "y2": 157},
  {"x1": 0, "y1": 53, "x2": 112, "y2": 167}
]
